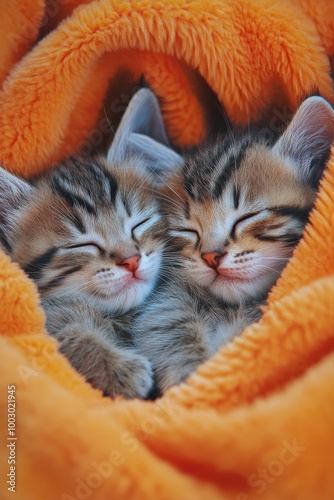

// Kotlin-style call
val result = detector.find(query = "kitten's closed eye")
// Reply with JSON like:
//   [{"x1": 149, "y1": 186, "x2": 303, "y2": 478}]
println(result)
[
  {"x1": 65, "y1": 242, "x2": 104, "y2": 252},
  {"x1": 131, "y1": 218, "x2": 151, "y2": 240},
  {"x1": 170, "y1": 228, "x2": 200, "y2": 245},
  {"x1": 132, "y1": 215, "x2": 161, "y2": 240},
  {"x1": 231, "y1": 211, "x2": 263, "y2": 238}
]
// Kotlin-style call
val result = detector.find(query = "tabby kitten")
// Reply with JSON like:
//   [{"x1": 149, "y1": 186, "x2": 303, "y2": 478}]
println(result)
[
  {"x1": 134, "y1": 96, "x2": 334, "y2": 393},
  {"x1": 0, "y1": 89, "x2": 181, "y2": 398}
]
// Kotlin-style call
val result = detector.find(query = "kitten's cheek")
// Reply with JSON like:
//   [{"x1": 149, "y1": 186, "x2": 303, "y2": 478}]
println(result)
[
  {"x1": 135, "y1": 269, "x2": 148, "y2": 281},
  {"x1": 135, "y1": 266, "x2": 157, "y2": 283},
  {"x1": 135, "y1": 253, "x2": 161, "y2": 281},
  {"x1": 182, "y1": 248, "x2": 196, "y2": 260},
  {"x1": 187, "y1": 262, "x2": 215, "y2": 285}
]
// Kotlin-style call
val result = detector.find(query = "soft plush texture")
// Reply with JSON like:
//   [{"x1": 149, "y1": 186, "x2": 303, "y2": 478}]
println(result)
[{"x1": 0, "y1": 1, "x2": 334, "y2": 499}]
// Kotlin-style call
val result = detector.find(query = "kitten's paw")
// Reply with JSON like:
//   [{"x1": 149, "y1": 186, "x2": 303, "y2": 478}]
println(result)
[
  {"x1": 58, "y1": 330, "x2": 153, "y2": 399},
  {"x1": 104, "y1": 350, "x2": 154, "y2": 400}
]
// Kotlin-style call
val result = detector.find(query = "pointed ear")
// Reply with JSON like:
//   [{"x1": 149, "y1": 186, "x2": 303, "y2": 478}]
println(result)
[
  {"x1": 274, "y1": 97, "x2": 334, "y2": 188},
  {"x1": 107, "y1": 88, "x2": 183, "y2": 178},
  {"x1": 0, "y1": 167, "x2": 32, "y2": 250}
]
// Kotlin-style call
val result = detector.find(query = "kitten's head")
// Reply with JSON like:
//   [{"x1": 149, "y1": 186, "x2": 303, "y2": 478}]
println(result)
[
  {"x1": 0, "y1": 89, "x2": 182, "y2": 313},
  {"x1": 164, "y1": 96, "x2": 334, "y2": 303}
]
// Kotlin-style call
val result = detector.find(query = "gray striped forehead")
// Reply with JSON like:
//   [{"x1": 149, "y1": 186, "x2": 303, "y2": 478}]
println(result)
[
  {"x1": 49, "y1": 159, "x2": 118, "y2": 211},
  {"x1": 182, "y1": 131, "x2": 276, "y2": 202},
  {"x1": 46, "y1": 158, "x2": 148, "y2": 217}
]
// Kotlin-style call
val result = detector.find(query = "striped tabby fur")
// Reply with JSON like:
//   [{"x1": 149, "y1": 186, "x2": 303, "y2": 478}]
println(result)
[
  {"x1": 134, "y1": 96, "x2": 334, "y2": 393},
  {"x1": 0, "y1": 89, "x2": 181, "y2": 399},
  {"x1": 0, "y1": 156, "x2": 167, "y2": 397}
]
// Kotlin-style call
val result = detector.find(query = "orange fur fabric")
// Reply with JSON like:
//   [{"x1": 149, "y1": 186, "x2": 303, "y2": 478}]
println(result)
[{"x1": 0, "y1": 1, "x2": 334, "y2": 499}]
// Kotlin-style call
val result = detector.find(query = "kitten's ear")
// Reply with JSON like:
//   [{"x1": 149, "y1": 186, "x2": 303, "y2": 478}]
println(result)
[
  {"x1": 0, "y1": 167, "x2": 32, "y2": 249},
  {"x1": 107, "y1": 88, "x2": 183, "y2": 178},
  {"x1": 274, "y1": 96, "x2": 334, "y2": 188}
]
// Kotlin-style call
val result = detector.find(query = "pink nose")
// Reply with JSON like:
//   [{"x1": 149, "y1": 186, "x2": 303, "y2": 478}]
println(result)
[
  {"x1": 119, "y1": 255, "x2": 140, "y2": 274},
  {"x1": 202, "y1": 251, "x2": 226, "y2": 269}
]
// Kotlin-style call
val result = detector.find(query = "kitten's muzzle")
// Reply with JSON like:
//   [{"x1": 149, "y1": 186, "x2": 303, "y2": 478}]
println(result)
[
  {"x1": 117, "y1": 254, "x2": 140, "y2": 276},
  {"x1": 203, "y1": 251, "x2": 249, "y2": 282},
  {"x1": 202, "y1": 251, "x2": 227, "y2": 269}
]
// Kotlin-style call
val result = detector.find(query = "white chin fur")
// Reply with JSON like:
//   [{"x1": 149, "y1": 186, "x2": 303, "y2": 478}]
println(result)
[
  {"x1": 92, "y1": 277, "x2": 158, "y2": 314},
  {"x1": 187, "y1": 262, "x2": 284, "y2": 303},
  {"x1": 210, "y1": 276, "x2": 268, "y2": 303},
  {"x1": 209, "y1": 271, "x2": 280, "y2": 303}
]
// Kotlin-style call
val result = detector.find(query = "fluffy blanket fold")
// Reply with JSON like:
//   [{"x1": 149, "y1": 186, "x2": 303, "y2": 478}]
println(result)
[{"x1": 0, "y1": 1, "x2": 334, "y2": 499}]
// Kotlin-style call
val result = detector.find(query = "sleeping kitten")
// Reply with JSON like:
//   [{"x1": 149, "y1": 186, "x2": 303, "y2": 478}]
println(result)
[
  {"x1": 134, "y1": 96, "x2": 334, "y2": 393},
  {"x1": 0, "y1": 89, "x2": 181, "y2": 398}
]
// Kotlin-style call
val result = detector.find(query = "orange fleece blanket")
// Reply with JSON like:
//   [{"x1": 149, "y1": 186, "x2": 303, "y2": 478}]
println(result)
[{"x1": 0, "y1": 1, "x2": 334, "y2": 499}]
